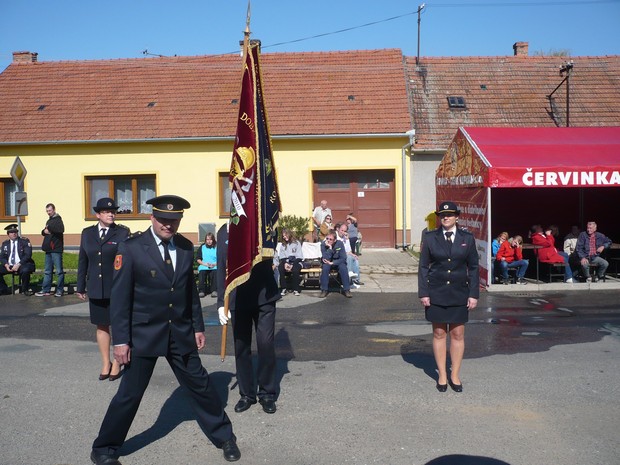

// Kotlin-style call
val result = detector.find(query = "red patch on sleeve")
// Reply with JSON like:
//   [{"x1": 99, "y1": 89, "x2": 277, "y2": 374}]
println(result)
[{"x1": 114, "y1": 254, "x2": 123, "y2": 270}]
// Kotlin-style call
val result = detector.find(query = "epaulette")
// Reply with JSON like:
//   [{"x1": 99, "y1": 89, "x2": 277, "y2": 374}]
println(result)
[
  {"x1": 458, "y1": 227, "x2": 472, "y2": 235},
  {"x1": 127, "y1": 230, "x2": 142, "y2": 239},
  {"x1": 116, "y1": 223, "x2": 130, "y2": 230}
]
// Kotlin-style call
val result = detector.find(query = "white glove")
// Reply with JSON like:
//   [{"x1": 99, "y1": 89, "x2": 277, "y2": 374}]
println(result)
[{"x1": 218, "y1": 306, "x2": 231, "y2": 325}]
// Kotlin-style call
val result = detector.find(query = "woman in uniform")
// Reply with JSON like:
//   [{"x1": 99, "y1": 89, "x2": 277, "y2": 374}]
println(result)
[
  {"x1": 418, "y1": 201, "x2": 479, "y2": 392},
  {"x1": 76, "y1": 197, "x2": 129, "y2": 381}
]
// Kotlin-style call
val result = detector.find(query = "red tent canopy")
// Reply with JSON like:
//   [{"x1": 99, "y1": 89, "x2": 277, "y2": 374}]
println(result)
[
  {"x1": 436, "y1": 126, "x2": 620, "y2": 287},
  {"x1": 445, "y1": 126, "x2": 620, "y2": 188}
]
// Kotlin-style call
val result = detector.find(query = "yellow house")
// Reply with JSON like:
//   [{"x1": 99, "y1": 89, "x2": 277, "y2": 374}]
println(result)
[{"x1": 0, "y1": 49, "x2": 413, "y2": 248}]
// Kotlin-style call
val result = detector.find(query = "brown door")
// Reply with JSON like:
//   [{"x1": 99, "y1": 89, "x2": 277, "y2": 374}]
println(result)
[{"x1": 313, "y1": 170, "x2": 395, "y2": 248}]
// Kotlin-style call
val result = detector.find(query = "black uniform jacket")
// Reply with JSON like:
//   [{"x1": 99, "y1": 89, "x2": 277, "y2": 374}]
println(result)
[
  {"x1": 216, "y1": 224, "x2": 280, "y2": 310},
  {"x1": 110, "y1": 228, "x2": 204, "y2": 357},
  {"x1": 77, "y1": 224, "x2": 129, "y2": 299},
  {"x1": 0, "y1": 237, "x2": 36, "y2": 272},
  {"x1": 320, "y1": 239, "x2": 347, "y2": 266},
  {"x1": 418, "y1": 228, "x2": 480, "y2": 306}
]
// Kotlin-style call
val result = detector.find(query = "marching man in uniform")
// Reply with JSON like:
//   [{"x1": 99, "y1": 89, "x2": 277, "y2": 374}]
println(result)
[{"x1": 90, "y1": 195, "x2": 240, "y2": 465}]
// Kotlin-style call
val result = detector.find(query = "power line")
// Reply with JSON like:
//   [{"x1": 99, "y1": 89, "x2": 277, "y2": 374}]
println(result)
[{"x1": 258, "y1": 0, "x2": 619, "y2": 51}]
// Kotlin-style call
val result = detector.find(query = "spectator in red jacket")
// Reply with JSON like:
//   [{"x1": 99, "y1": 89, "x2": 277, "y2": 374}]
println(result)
[
  {"x1": 530, "y1": 224, "x2": 574, "y2": 283},
  {"x1": 496, "y1": 235, "x2": 529, "y2": 284}
]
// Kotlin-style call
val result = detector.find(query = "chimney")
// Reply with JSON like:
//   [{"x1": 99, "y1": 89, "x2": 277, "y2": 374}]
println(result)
[
  {"x1": 13, "y1": 51, "x2": 38, "y2": 63},
  {"x1": 513, "y1": 42, "x2": 529, "y2": 57}
]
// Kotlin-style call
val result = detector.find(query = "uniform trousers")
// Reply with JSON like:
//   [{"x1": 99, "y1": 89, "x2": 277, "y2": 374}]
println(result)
[
  {"x1": 232, "y1": 301, "x2": 276, "y2": 401},
  {"x1": 92, "y1": 333, "x2": 233, "y2": 456}
]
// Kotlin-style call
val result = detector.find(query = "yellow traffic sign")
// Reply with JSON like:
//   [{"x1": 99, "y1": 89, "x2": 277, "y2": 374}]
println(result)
[{"x1": 10, "y1": 156, "x2": 27, "y2": 188}]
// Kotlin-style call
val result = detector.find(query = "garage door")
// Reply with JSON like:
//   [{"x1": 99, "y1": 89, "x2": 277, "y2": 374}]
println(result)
[{"x1": 313, "y1": 170, "x2": 395, "y2": 248}]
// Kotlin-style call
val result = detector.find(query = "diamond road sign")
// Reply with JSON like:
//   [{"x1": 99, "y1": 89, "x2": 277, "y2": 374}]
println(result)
[{"x1": 10, "y1": 156, "x2": 27, "y2": 189}]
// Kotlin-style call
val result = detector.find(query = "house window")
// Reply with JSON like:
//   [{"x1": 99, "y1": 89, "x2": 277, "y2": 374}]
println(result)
[
  {"x1": 219, "y1": 172, "x2": 231, "y2": 217},
  {"x1": 0, "y1": 178, "x2": 18, "y2": 220},
  {"x1": 85, "y1": 175, "x2": 156, "y2": 219}
]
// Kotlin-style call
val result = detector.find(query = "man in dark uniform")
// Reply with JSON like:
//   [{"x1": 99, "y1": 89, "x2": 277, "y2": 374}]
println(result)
[
  {"x1": 0, "y1": 224, "x2": 36, "y2": 295},
  {"x1": 216, "y1": 223, "x2": 280, "y2": 414},
  {"x1": 90, "y1": 195, "x2": 240, "y2": 465}
]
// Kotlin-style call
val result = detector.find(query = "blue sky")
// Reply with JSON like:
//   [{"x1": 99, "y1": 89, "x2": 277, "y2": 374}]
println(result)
[{"x1": 1, "y1": 0, "x2": 619, "y2": 71}]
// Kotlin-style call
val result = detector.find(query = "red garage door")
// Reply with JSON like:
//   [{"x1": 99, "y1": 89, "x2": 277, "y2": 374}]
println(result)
[{"x1": 313, "y1": 170, "x2": 395, "y2": 248}]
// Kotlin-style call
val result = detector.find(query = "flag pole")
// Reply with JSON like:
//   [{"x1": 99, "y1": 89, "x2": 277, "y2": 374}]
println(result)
[{"x1": 221, "y1": 1, "x2": 252, "y2": 362}]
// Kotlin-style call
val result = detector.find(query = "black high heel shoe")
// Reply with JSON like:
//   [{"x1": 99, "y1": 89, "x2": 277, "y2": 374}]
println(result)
[
  {"x1": 448, "y1": 379, "x2": 463, "y2": 393},
  {"x1": 109, "y1": 366, "x2": 123, "y2": 382},
  {"x1": 99, "y1": 363, "x2": 112, "y2": 381},
  {"x1": 436, "y1": 382, "x2": 448, "y2": 392}
]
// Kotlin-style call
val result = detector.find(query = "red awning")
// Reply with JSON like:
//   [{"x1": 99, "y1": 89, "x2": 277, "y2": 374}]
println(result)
[{"x1": 461, "y1": 126, "x2": 620, "y2": 188}]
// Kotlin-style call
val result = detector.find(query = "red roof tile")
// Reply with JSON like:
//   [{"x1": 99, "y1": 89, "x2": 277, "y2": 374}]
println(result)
[
  {"x1": 405, "y1": 55, "x2": 620, "y2": 150},
  {"x1": 0, "y1": 49, "x2": 412, "y2": 143}
]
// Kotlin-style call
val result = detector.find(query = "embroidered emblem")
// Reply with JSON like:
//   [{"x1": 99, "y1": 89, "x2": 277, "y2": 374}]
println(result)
[
  {"x1": 114, "y1": 254, "x2": 123, "y2": 270},
  {"x1": 150, "y1": 270, "x2": 157, "y2": 277},
  {"x1": 166, "y1": 204, "x2": 174, "y2": 211}
]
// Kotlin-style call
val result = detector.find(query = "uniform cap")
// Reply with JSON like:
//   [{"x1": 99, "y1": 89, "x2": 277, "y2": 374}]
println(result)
[
  {"x1": 4, "y1": 223, "x2": 18, "y2": 233},
  {"x1": 93, "y1": 197, "x2": 119, "y2": 213},
  {"x1": 435, "y1": 201, "x2": 461, "y2": 216},
  {"x1": 146, "y1": 195, "x2": 190, "y2": 219}
]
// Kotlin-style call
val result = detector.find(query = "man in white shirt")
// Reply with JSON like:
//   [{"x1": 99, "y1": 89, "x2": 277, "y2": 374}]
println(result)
[{"x1": 312, "y1": 200, "x2": 332, "y2": 242}]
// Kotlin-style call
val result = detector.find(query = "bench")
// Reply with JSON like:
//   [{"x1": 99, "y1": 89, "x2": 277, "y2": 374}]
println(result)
[{"x1": 289, "y1": 242, "x2": 342, "y2": 289}]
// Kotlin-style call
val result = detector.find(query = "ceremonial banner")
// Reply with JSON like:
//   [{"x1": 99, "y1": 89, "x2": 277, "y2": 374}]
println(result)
[{"x1": 225, "y1": 42, "x2": 281, "y2": 297}]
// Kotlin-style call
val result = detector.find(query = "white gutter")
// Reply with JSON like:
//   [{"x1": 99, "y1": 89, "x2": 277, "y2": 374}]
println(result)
[{"x1": 0, "y1": 132, "x2": 408, "y2": 146}]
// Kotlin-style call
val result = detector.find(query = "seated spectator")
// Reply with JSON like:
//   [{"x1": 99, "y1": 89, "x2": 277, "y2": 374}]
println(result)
[
  {"x1": 563, "y1": 225, "x2": 580, "y2": 255},
  {"x1": 496, "y1": 234, "x2": 529, "y2": 284},
  {"x1": 336, "y1": 222, "x2": 362, "y2": 287},
  {"x1": 196, "y1": 232, "x2": 217, "y2": 298},
  {"x1": 530, "y1": 224, "x2": 574, "y2": 283},
  {"x1": 319, "y1": 232, "x2": 352, "y2": 299},
  {"x1": 563, "y1": 225, "x2": 582, "y2": 278},
  {"x1": 576, "y1": 221, "x2": 612, "y2": 282},
  {"x1": 491, "y1": 231, "x2": 509, "y2": 282},
  {"x1": 319, "y1": 214, "x2": 334, "y2": 241},
  {"x1": 492, "y1": 232, "x2": 508, "y2": 258},
  {"x1": 277, "y1": 228, "x2": 303, "y2": 296},
  {"x1": 346, "y1": 214, "x2": 359, "y2": 253},
  {"x1": 0, "y1": 224, "x2": 36, "y2": 296}
]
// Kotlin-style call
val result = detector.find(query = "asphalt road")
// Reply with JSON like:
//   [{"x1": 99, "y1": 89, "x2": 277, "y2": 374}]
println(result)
[{"x1": 1, "y1": 288, "x2": 619, "y2": 465}]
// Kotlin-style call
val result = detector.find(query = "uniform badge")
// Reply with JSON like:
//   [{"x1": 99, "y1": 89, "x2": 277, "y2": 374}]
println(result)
[
  {"x1": 114, "y1": 254, "x2": 123, "y2": 270},
  {"x1": 150, "y1": 270, "x2": 157, "y2": 277}
]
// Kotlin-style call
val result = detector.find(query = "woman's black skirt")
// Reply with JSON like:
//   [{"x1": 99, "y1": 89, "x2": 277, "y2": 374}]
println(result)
[
  {"x1": 89, "y1": 298, "x2": 111, "y2": 325},
  {"x1": 425, "y1": 303, "x2": 469, "y2": 324}
]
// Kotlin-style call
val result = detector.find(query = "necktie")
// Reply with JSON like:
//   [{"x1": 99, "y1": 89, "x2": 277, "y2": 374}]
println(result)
[
  {"x1": 9, "y1": 241, "x2": 16, "y2": 266},
  {"x1": 100, "y1": 228, "x2": 107, "y2": 240},
  {"x1": 445, "y1": 231, "x2": 453, "y2": 244},
  {"x1": 161, "y1": 241, "x2": 174, "y2": 280}
]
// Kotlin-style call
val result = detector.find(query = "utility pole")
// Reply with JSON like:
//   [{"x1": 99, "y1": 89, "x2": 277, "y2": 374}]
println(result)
[
  {"x1": 560, "y1": 61, "x2": 573, "y2": 127},
  {"x1": 416, "y1": 3, "x2": 425, "y2": 65}
]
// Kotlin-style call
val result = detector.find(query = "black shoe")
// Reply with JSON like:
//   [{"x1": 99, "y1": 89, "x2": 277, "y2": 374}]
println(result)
[
  {"x1": 221, "y1": 438, "x2": 241, "y2": 462},
  {"x1": 319, "y1": 290, "x2": 328, "y2": 298},
  {"x1": 352, "y1": 279, "x2": 364, "y2": 285},
  {"x1": 234, "y1": 397, "x2": 256, "y2": 413},
  {"x1": 448, "y1": 379, "x2": 463, "y2": 393},
  {"x1": 90, "y1": 450, "x2": 122, "y2": 465},
  {"x1": 436, "y1": 382, "x2": 448, "y2": 392},
  {"x1": 343, "y1": 290, "x2": 353, "y2": 298},
  {"x1": 99, "y1": 363, "x2": 112, "y2": 381},
  {"x1": 109, "y1": 367, "x2": 123, "y2": 382},
  {"x1": 259, "y1": 398, "x2": 277, "y2": 414},
  {"x1": 23, "y1": 290, "x2": 35, "y2": 296}
]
